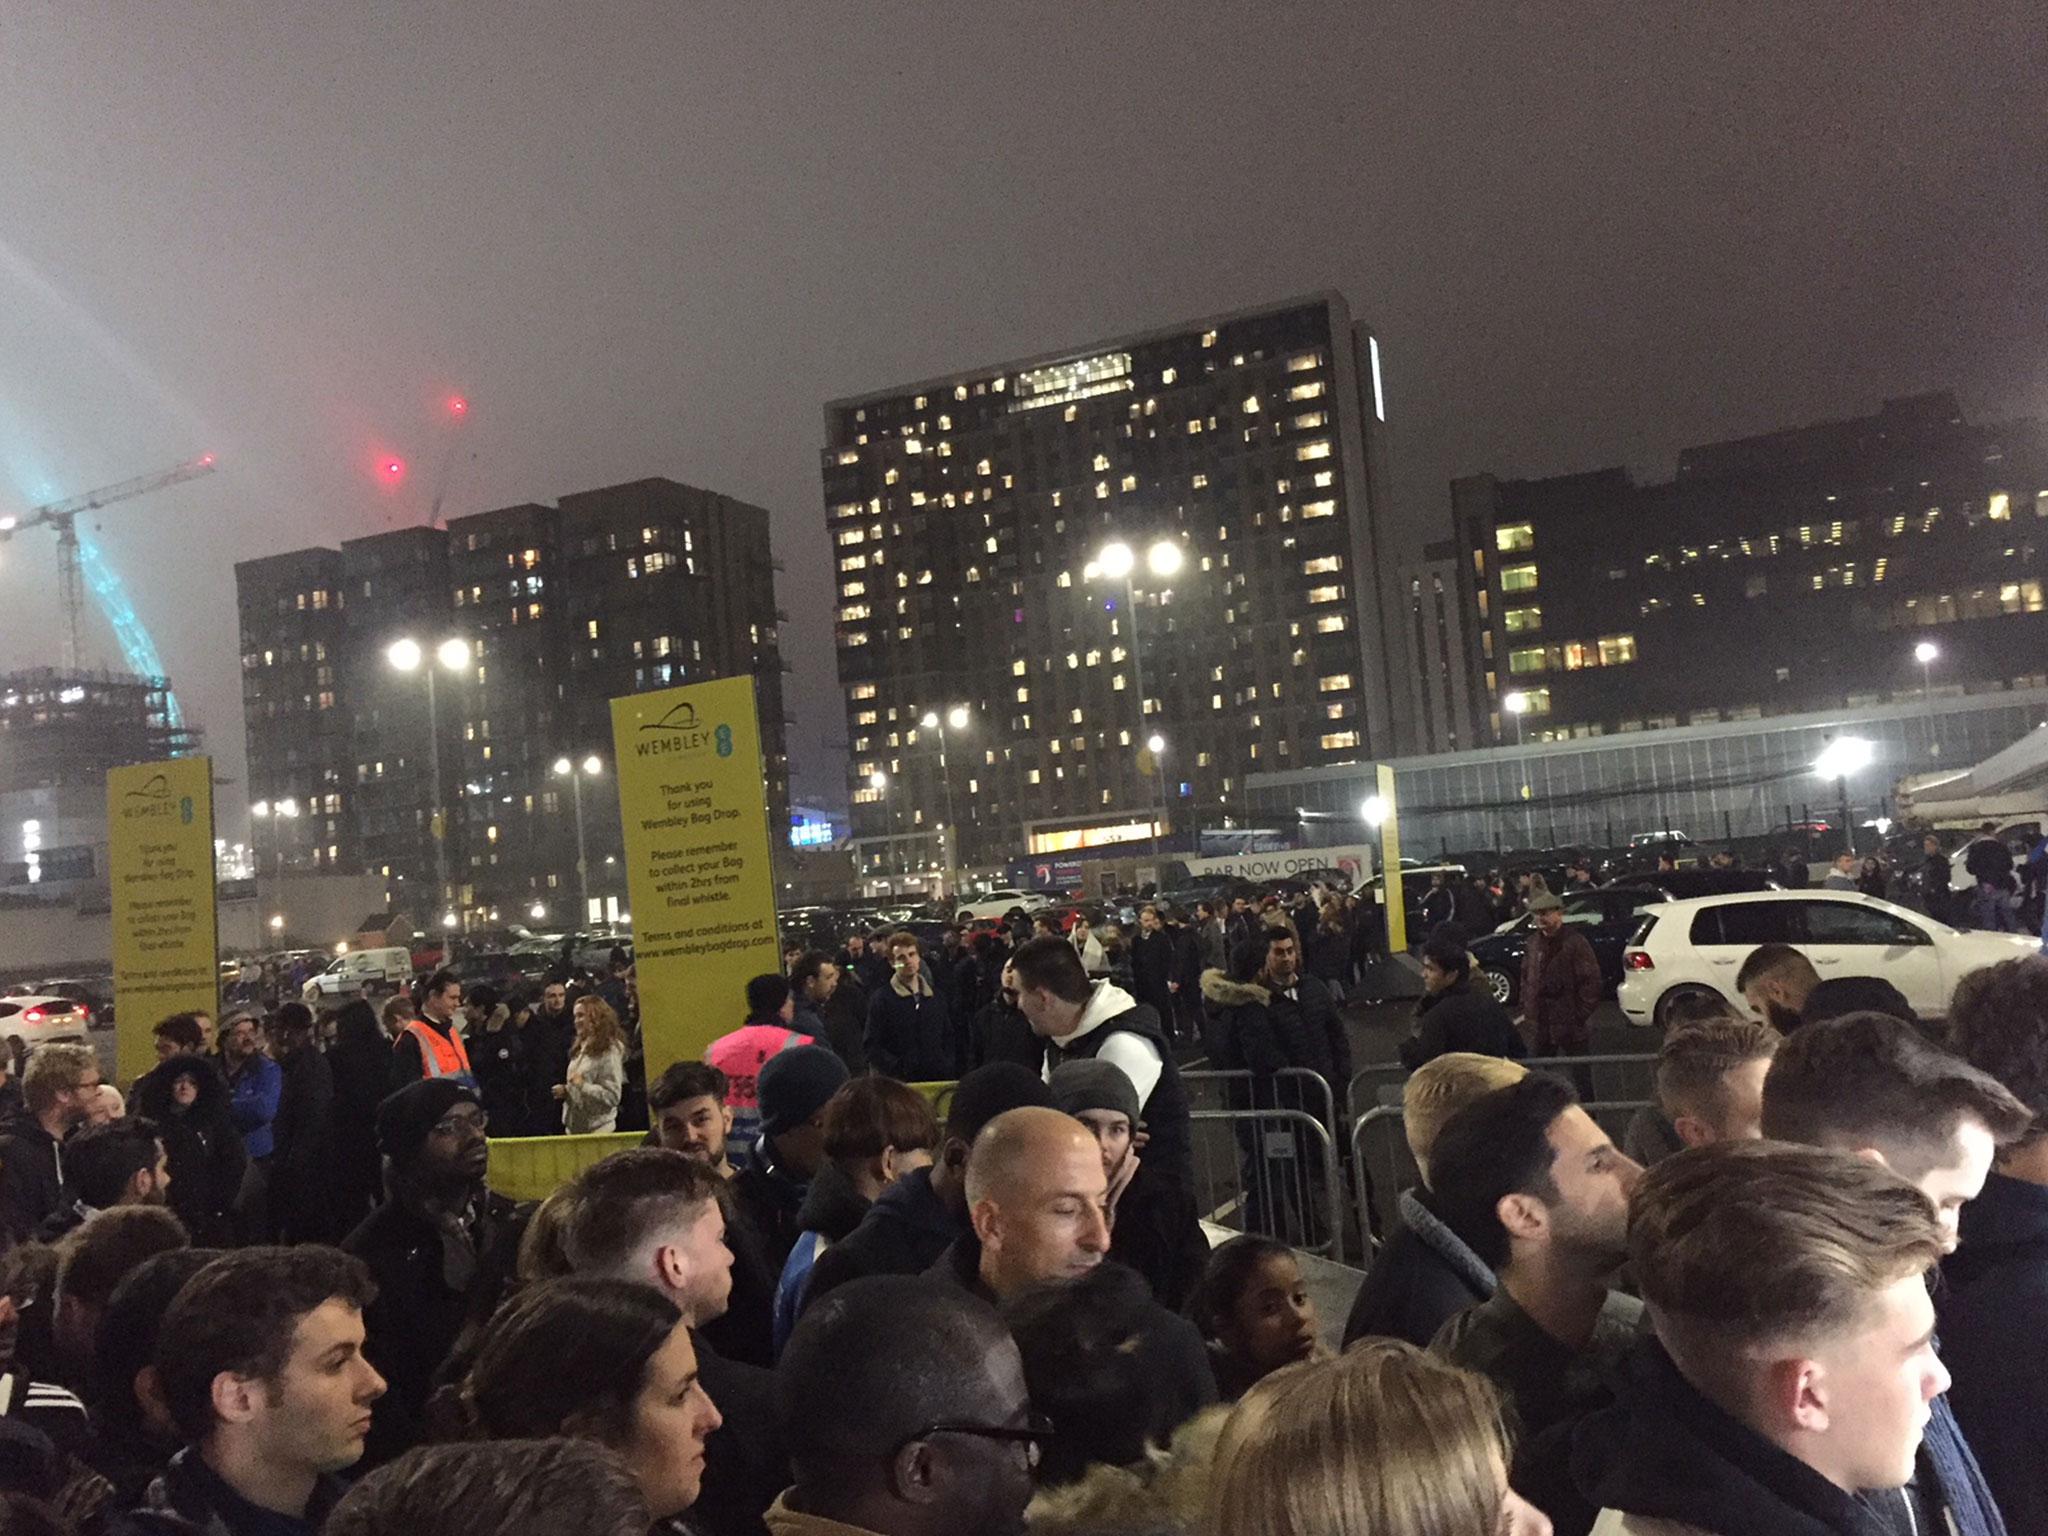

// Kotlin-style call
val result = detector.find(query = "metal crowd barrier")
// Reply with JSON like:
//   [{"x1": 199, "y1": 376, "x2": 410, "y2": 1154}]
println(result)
[
  {"x1": 1350, "y1": 1100, "x2": 1655, "y2": 1246},
  {"x1": 1190, "y1": 1106, "x2": 1349, "y2": 1265},
  {"x1": 487, "y1": 1131, "x2": 644, "y2": 1201},
  {"x1": 1182, "y1": 1068, "x2": 1339, "y2": 1135},
  {"x1": 1345, "y1": 1053, "x2": 1659, "y2": 1125}
]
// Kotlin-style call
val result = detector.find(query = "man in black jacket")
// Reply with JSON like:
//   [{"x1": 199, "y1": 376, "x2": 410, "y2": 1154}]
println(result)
[
  {"x1": 0, "y1": 1044, "x2": 100, "y2": 1242},
  {"x1": 862, "y1": 931, "x2": 953, "y2": 1081},
  {"x1": 1129, "y1": 905, "x2": 1177, "y2": 1024},
  {"x1": 342, "y1": 1080, "x2": 517, "y2": 1463},
  {"x1": 1400, "y1": 933, "x2": 1528, "y2": 1069},
  {"x1": 1345, "y1": 1052, "x2": 1525, "y2": 1348},
  {"x1": 965, "y1": 961, "x2": 1044, "y2": 1073}
]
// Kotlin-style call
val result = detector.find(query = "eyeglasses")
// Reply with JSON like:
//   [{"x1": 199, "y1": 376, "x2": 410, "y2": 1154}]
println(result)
[
  {"x1": 429, "y1": 1109, "x2": 490, "y2": 1138},
  {"x1": 892, "y1": 1414, "x2": 1053, "y2": 1472}
]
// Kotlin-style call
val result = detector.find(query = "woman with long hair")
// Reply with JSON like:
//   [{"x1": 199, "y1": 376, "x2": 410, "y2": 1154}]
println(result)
[
  {"x1": 465, "y1": 1278, "x2": 722, "y2": 1524},
  {"x1": 1208, "y1": 1340, "x2": 1550, "y2": 1536},
  {"x1": 554, "y1": 996, "x2": 626, "y2": 1133}
]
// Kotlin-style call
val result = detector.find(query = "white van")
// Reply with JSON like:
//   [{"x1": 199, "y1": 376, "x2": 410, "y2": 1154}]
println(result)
[{"x1": 302, "y1": 947, "x2": 413, "y2": 1001}]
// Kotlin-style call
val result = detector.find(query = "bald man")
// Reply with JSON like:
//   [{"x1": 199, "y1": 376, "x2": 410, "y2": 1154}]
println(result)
[
  {"x1": 771, "y1": 1276, "x2": 1038, "y2": 1536},
  {"x1": 936, "y1": 1105, "x2": 1111, "y2": 1303}
]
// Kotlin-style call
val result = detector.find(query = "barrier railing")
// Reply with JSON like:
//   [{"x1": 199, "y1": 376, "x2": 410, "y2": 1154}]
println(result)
[
  {"x1": 1346, "y1": 1053, "x2": 1659, "y2": 1125},
  {"x1": 1350, "y1": 1099, "x2": 1654, "y2": 1243},
  {"x1": 1182, "y1": 1068, "x2": 1339, "y2": 1135},
  {"x1": 1190, "y1": 1106, "x2": 1349, "y2": 1265},
  {"x1": 487, "y1": 1132, "x2": 644, "y2": 1201}
]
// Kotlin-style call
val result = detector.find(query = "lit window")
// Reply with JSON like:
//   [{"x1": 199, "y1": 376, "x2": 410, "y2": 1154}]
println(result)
[
  {"x1": 1314, "y1": 614, "x2": 1348, "y2": 633},
  {"x1": 1201, "y1": 330, "x2": 1218, "y2": 347},
  {"x1": 1319, "y1": 731, "x2": 1360, "y2": 750},
  {"x1": 1286, "y1": 352, "x2": 1319, "y2": 372},
  {"x1": 1293, "y1": 411, "x2": 1327, "y2": 430},
  {"x1": 1093, "y1": 452, "x2": 1111, "y2": 472},
  {"x1": 1302, "y1": 555, "x2": 1343, "y2": 575},
  {"x1": 835, "y1": 449, "x2": 859, "y2": 465},
  {"x1": 1989, "y1": 492, "x2": 2012, "y2": 521},
  {"x1": 1500, "y1": 564, "x2": 1539, "y2": 593},
  {"x1": 1509, "y1": 646, "x2": 1548, "y2": 674},
  {"x1": 850, "y1": 684, "x2": 876, "y2": 700},
  {"x1": 1306, "y1": 585, "x2": 1344, "y2": 604},
  {"x1": 1187, "y1": 419, "x2": 1203, "y2": 435},
  {"x1": 1301, "y1": 499, "x2": 1335, "y2": 519},
  {"x1": 1503, "y1": 605, "x2": 1541, "y2": 633},
  {"x1": 1287, "y1": 381, "x2": 1325, "y2": 401},
  {"x1": 1318, "y1": 674, "x2": 1352, "y2": 692},
  {"x1": 1296, "y1": 441, "x2": 1331, "y2": 461},
  {"x1": 1598, "y1": 634, "x2": 1638, "y2": 665},
  {"x1": 1191, "y1": 473, "x2": 1208, "y2": 489},
  {"x1": 1120, "y1": 474, "x2": 1136, "y2": 492},
  {"x1": 1242, "y1": 395, "x2": 1261, "y2": 413},
  {"x1": 1496, "y1": 523, "x2": 1535, "y2": 553}
]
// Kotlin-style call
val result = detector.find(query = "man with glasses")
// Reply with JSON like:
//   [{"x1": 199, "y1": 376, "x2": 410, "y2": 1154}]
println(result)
[
  {"x1": 0, "y1": 1043, "x2": 102, "y2": 1242},
  {"x1": 342, "y1": 1078, "x2": 515, "y2": 1461},
  {"x1": 770, "y1": 1275, "x2": 1042, "y2": 1536}
]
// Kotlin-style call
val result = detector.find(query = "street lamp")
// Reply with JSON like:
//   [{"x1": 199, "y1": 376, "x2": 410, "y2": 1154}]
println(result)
[
  {"x1": 250, "y1": 797, "x2": 299, "y2": 889},
  {"x1": 268, "y1": 913, "x2": 285, "y2": 934},
  {"x1": 1089, "y1": 538, "x2": 1187, "y2": 853},
  {"x1": 1914, "y1": 640, "x2": 1941, "y2": 758},
  {"x1": 918, "y1": 707, "x2": 970, "y2": 900},
  {"x1": 388, "y1": 635, "x2": 470, "y2": 923},
  {"x1": 554, "y1": 754, "x2": 604, "y2": 926},
  {"x1": 1814, "y1": 735, "x2": 1875, "y2": 859},
  {"x1": 1502, "y1": 692, "x2": 1535, "y2": 846},
  {"x1": 868, "y1": 770, "x2": 887, "y2": 791},
  {"x1": 1501, "y1": 690, "x2": 1529, "y2": 746},
  {"x1": 1360, "y1": 795, "x2": 1389, "y2": 828}
]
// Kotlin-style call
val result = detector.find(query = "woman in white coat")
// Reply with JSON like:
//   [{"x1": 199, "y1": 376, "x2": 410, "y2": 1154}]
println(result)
[{"x1": 555, "y1": 995, "x2": 627, "y2": 1134}]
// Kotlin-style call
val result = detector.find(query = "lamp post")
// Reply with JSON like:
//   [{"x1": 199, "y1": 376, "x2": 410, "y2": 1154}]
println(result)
[
  {"x1": 1813, "y1": 735, "x2": 1875, "y2": 860},
  {"x1": 918, "y1": 707, "x2": 970, "y2": 902},
  {"x1": 1089, "y1": 538, "x2": 1185, "y2": 851},
  {"x1": 1144, "y1": 732, "x2": 1169, "y2": 856},
  {"x1": 388, "y1": 635, "x2": 470, "y2": 929},
  {"x1": 1914, "y1": 640, "x2": 1941, "y2": 759},
  {"x1": 553, "y1": 754, "x2": 603, "y2": 926},
  {"x1": 1502, "y1": 692, "x2": 1533, "y2": 848},
  {"x1": 249, "y1": 796, "x2": 299, "y2": 893}
]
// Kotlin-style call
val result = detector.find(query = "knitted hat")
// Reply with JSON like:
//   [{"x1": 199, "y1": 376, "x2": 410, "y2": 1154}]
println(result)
[
  {"x1": 946, "y1": 1061, "x2": 1056, "y2": 1141},
  {"x1": 1049, "y1": 1059, "x2": 1142, "y2": 1129},
  {"x1": 377, "y1": 1078, "x2": 482, "y2": 1167},
  {"x1": 757, "y1": 1045, "x2": 850, "y2": 1141}
]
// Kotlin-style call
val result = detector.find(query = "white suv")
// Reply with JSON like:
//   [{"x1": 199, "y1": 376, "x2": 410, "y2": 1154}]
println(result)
[
  {"x1": 1618, "y1": 890, "x2": 2038, "y2": 1027},
  {"x1": 952, "y1": 889, "x2": 1053, "y2": 921}
]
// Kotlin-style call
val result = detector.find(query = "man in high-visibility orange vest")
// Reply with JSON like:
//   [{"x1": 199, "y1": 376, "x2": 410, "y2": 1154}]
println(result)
[{"x1": 393, "y1": 969, "x2": 476, "y2": 1093}]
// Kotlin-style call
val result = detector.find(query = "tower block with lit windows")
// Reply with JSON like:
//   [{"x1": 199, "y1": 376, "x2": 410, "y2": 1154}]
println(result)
[
  {"x1": 822, "y1": 293, "x2": 1404, "y2": 890},
  {"x1": 235, "y1": 479, "x2": 787, "y2": 927}
]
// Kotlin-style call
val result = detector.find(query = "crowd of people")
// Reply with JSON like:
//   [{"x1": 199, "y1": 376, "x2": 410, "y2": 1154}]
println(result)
[{"x1": 0, "y1": 880, "x2": 2044, "y2": 1535}]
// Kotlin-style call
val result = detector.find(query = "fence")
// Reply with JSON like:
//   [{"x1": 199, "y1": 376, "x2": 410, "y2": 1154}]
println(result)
[
  {"x1": 1346, "y1": 1053, "x2": 1659, "y2": 1125},
  {"x1": 486, "y1": 1131, "x2": 644, "y2": 1201},
  {"x1": 1350, "y1": 1099, "x2": 1654, "y2": 1241},
  {"x1": 1190, "y1": 1107, "x2": 1350, "y2": 1264},
  {"x1": 1182, "y1": 1068, "x2": 1340, "y2": 1134}
]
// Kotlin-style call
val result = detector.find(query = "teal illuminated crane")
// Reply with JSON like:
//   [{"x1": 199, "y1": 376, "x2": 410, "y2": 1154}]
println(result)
[{"x1": 0, "y1": 453, "x2": 218, "y2": 726}]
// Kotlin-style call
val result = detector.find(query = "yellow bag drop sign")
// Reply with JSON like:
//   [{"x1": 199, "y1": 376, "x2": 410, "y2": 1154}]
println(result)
[
  {"x1": 610, "y1": 676, "x2": 781, "y2": 1074},
  {"x1": 109, "y1": 756, "x2": 219, "y2": 1084}
]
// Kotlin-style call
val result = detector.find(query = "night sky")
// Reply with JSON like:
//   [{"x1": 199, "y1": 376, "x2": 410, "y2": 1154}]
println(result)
[{"x1": 2, "y1": 3, "x2": 2043, "y2": 833}]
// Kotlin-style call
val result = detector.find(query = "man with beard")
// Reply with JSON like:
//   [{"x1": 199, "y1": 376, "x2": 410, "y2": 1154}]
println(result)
[
  {"x1": 1737, "y1": 941, "x2": 1915, "y2": 1033},
  {"x1": 1427, "y1": 1073, "x2": 1644, "y2": 1442}
]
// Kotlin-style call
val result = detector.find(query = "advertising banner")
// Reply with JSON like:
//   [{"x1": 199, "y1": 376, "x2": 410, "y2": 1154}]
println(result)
[
  {"x1": 610, "y1": 676, "x2": 782, "y2": 1074},
  {"x1": 109, "y1": 756, "x2": 219, "y2": 1084}
]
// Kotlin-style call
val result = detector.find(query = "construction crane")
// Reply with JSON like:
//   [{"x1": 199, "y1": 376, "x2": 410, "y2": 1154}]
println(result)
[{"x1": 0, "y1": 453, "x2": 218, "y2": 678}]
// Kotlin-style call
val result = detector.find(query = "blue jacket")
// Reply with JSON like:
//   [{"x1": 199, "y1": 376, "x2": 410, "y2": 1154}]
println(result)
[{"x1": 226, "y1": 1053, "x2": 283, "y2": 1160}]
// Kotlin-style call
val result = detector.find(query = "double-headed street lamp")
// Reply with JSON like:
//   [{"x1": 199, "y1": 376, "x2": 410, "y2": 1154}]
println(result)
[
  {"x1": 387, "y1": 635, "x2": 471, "y2": 929},
  {"x1": 919, "y1": 705, "x2": 971, "y2": 901},
  {"x1": 1087, "y1": 538, "x2": 1185, "y2": 852},
  {"x1": 553, "y1": 754, "x2": 604, "y2": 926},
  {"x1": 249, "y1": 795, "x2": 300, "y2": 890}
]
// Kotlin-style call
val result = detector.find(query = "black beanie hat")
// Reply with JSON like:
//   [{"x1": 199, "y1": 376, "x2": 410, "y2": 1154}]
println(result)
[{"x1": 377, "y1": 1078, "x2": 481, "y2": 1167}]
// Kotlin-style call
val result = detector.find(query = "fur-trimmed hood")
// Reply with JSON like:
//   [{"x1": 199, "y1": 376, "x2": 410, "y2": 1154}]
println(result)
[
  {"x1": 1025, "y1": 1406, "x2": 1229, "y2": 1536},
  {"x1": 1198, "y1": 968, "x2": 1269, "y2": 1007}
]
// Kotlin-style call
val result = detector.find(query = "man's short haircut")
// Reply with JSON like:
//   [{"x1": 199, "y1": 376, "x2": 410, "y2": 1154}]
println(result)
[
  {"x1": 22, "y1": 1044, "x2": 96, "y2": 1113},
  {"x1": 1265, "y1": 926, "x2": 1297, "y2": 952},
  {"x1": 1734, "y1": 942, "x2": 1817, "y2": 996},
  {"x1": 1947, "y1": 955, "x2": 2048, "y2": 1145},
  {"x1": 61, "y1": 1118, "x2": 168, "y2": 1211},
  {"x1": 326, "y1": 1439, "x2": 650, "y2": 1536},
  {"x1": 823, "y1": 1078, "x2": 940, "y2": 1164},
  {"x1": 887, "y1": 929, "x2": 921, "y2": 954},
  {"x1": 777, "y1": 1276, "x2": 1018, "y2": 1479},
  {"x1": 1010, "y1": 935, "x2": 1092, "y2": 1005},
  {"x1": 1425, "y1": 1073, "x2": 1578, "y2": 1268},
  {"x1": 647, "y1": 1060, "x2": 728, "y2": 1112},
  {"x1": 152, "y1": 1013, "x2": 207, "y2": 1052},
  {"x1": 1401, "y1": 1053, "x2": 1528, "y2": 1187},
  {"x1": 425, "y1": 968, "x2": 460, "y2": 997},
  {"x1": 92, "y1": 1247, "x2": 223, "y2": 1430},
  {"x1": 744, "y1": 973, "x2": 790, "y2": 1018},
  {"x1": 380, "y1": 995, "x2": 415, "y2": 1029},
  {"x1": 942, "y1": 1062, "x2": 1056, "y2": 1145},
  {"x1": 563, "y1": 1149, "x2": 723, "y2": 1276},
  {"x1": 1418, "y1": 932, "x2": 1472, "y2": 981},
  {"x1": 1762, "y1": 1011, "x2": 2033, "y2": 1179},
  {"x1": 55, "y1": 1205, "x2": 188, "y2": 1311},
  {"x1": 1655, "y1": 1019, "x2": 1781, "y2": 1124},
  {"x1": 1630, "y1": 1141, "x2": 1943, "y2": 1375},
  {"x1": 789, "y1": 950, "x2": 835, "y2": 990},
  {"x1": 154, "y1": 1246, "x2": 376, "y2": 1441}
]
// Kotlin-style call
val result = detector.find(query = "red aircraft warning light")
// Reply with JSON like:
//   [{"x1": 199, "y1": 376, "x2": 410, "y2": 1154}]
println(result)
[
  {"x1": 382, "y1": 457, "x2": 407, "y2": 482},
  {"x1": 448, "y1": 395, "x2": 469, "y2": 417}
]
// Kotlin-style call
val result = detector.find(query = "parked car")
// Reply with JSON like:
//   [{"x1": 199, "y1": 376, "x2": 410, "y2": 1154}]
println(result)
[
  {"x1": 0, "y1": 995, "x2": 93, "y2": 1045},
  {"x1": 1363, "y1": 864, "x2": 1468, "y2": 944},
  {"x1": 953, "y1": 889, "x2": 1053, "y2": 922},
  {"x1": 1618, "y1": 890, "x2": 2038, "y2": 1027},
  {"x1": 31, "y1": 978, "x2": 115, "y2": 1029},
  {"x1": 302, "y1": 946, "x2": 414, "y2": 1002}
]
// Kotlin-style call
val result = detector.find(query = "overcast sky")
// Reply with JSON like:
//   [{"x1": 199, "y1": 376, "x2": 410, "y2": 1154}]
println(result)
[{"x1": 3, "y1": 2, "x2": 2043, "y2": 825}]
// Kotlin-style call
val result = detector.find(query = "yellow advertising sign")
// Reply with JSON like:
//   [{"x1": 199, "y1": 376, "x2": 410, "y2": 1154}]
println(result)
[
  {"x1": 109, "y1": 756, "x2": 219, "y2": 1084},
  {"x1": 610, "y1": 675, "x2": 782, "y2": 1075},
  {"x1": 1376, "y1": 763, "x2": 1407, "y2": 955}
]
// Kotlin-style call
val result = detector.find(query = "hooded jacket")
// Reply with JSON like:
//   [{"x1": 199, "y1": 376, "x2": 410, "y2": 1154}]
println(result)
[
  {"x1": 1199, "y1": 968, "x2": 1351, "y2": 1105},
  {"x1": 1024, "y1": 1405, "x2": 1228, "y2": 1536},
  {"x1": 0, "y1": 1108, "x2": 66, "y2": 1244},
  {"x1": 1044, "y1": 983, "x2": 1194, "y2": 1193},
  {"x1": 797, "y1": 1163, "x2": 963, "y2": 1314},
  {"x1": 131, "y1": 1054, "x2": 247, "y2": 1246},
  {"x1": 1344, "y1": 1186, "x2": 1497, "y2": 1348},
  {"x1": 772, "y1": 1162, "x2": 874, "y2": 1356},
  {"x1": 1399, "y1": 978, "x2": 1529, "y2": 1068}
]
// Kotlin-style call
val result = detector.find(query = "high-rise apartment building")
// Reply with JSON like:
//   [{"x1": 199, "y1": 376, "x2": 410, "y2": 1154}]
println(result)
[
  {"x1": 822, "y1": 293, "x2": 1402, "y2": 884},
  {"x1": 236, "y1": 478, "x2": 787, "y2": 926},
  {"x1": 1446, "y1": 392, "x2": 2048, "y2": 745}
]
